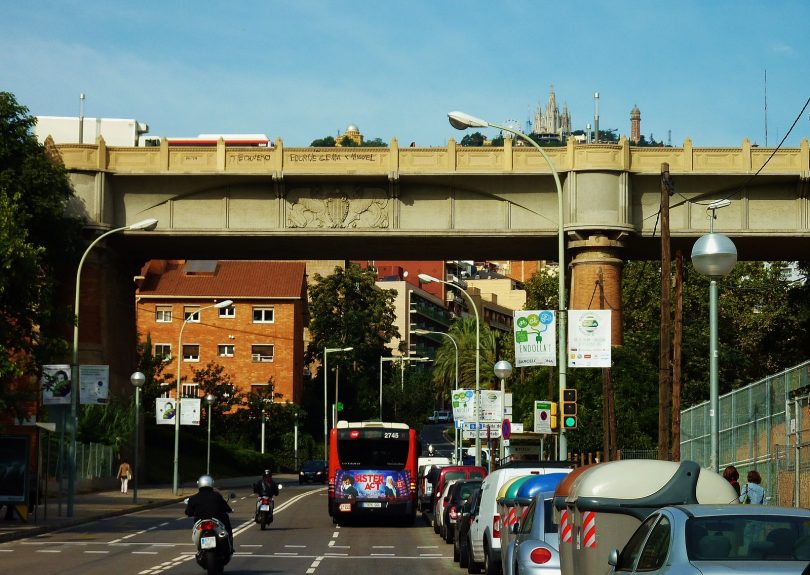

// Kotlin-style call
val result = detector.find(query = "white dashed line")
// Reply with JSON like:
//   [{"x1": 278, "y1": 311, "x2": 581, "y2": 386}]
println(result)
[
  {"x1": 372, "y1": 545, "x2": 394, "y2": 548},
  {"x1": 84, "y1": 550, "x2": 109, "y2": 554},
  {"x1": 36, "y1": 549, "x2": 61, "y2": 553}
]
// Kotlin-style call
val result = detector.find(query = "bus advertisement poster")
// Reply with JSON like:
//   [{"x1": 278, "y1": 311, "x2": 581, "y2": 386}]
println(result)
[{"x1": 335, "y1": 469, "x2": 411, "y2": 499}]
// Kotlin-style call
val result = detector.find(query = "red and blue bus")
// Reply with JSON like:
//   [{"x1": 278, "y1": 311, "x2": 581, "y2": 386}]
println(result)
[{"x1": 328, "y1": 421, "x2": 419, "y2": 523}]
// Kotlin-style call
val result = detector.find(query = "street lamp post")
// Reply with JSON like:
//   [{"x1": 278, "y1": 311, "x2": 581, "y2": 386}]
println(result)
[
  {"x1": 494, "y1": 361, "x2": 513, "y2": 466},
  {"x1": 294, "y1": 411, "x2": 299, "y2": 471},
  {"x1": 68, "y1": 217, "x2": 158, "y2": 516},
  {"x1": 205, "y1": 394, "x2": 215, "y2": 475},
  {"x1": 413, "y1": 329, "x2": 459, "y2": 460},
  {"x1": 129, "y1": 371, "x2": 145, "y2": 504},
  {"x1": 448, "y1": 111, "x2": 569, "y2": 461},
  {"x1": 323, "y1": 347, "x2": 353, "y2": 460},
  {"x1": 418, "y1": 273, "x2": 482, "y2": 466},
  {"x1": 173, "y1": 299, "x2": 233, "y2": 495},
  {"x1": 691, "y1": 200, "x2": 737, "y2": 473}
]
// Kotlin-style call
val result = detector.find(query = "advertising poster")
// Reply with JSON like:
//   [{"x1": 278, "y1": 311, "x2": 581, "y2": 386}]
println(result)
[
  {"x1": 156, "y1": 397, "x2": 176, "y2": 425},
  {"x1": 514, "y1": 310, "x2": 557, "y2": 367},
  {"x1": 181, "y1": 398, "x2": 201, "y2": 426},
  {"x1": 79, "y1": 365, "x2": 109, "y2": 405},
  {"x1": 568, "y1": 310, "x2": 612, "y2": 368},
  {"x1": 0, "y1": 435, "x2": 30, "y2": 504},
  {"x1": 451, "y1": 388, "x2": 475, "y2": 421},
  {"x1": 478, "y1": 390, "x2": 503, "y2": 422},
  {"x1": 334, "y1": 469, "x2": 411, "y2": 499},
  {"x1": 41, "y1": 364, "x2": 72, "y2": 405}
]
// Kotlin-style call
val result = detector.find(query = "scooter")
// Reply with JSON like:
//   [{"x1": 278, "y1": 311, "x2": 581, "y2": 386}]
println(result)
[
  {"x1": 191, "y1": 516, "x2": 233, "y2": 575},
  {"x1": 255, "y1": 484, "x2": 283, "y2": 530}
]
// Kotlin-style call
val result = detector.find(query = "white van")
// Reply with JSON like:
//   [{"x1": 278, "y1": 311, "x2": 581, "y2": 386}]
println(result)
[{"x1": 468, "y1": 463, "x2": 571, "y2": 575}]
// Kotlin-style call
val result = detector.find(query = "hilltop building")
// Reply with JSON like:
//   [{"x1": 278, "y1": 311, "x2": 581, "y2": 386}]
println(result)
[{"x1": 531, "y1": 85, "x2": 572, "y2": 140}]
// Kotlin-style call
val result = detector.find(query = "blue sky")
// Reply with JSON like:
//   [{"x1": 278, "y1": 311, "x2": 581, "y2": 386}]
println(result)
[{"x1": 3, "y1": 0, "x2": 809, "y2": 147}]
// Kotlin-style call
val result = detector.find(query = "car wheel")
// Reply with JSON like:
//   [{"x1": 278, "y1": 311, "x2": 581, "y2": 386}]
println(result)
[
  {"x1": 484, "y1": 549, "x2": 502, "y2": 575},
  {"x1": 453, "y1": 540, "x2": 460, "y2": 562},
  {"x1": 468, "y1": 556, "x2": 481, "y2": 574},
  {"x1": 433, "y1": 516, "x2": 439, "y2": 534},
  {"x1": 459, "y1": 539, "x2": 469, "y2": 568}
]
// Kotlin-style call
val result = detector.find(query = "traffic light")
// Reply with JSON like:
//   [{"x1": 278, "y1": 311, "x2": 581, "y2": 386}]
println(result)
[
  {"x1": 562, "y1": 388, "x2": 577, "y2": 429},
  {"x1": 550, "y1": 402, "x2": 558, "y2": 430}
]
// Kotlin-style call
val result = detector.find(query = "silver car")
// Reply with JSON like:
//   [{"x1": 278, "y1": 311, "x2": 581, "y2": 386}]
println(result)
[
  {"x1": 607, "y1": 504, "x2": 810, "y2": 575},
  {"x1": 505, "y1": 492, "x2": 560, "y2": 575}
]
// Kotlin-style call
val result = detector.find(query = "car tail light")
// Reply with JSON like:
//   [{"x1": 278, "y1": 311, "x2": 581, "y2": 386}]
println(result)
[
  {"x1": 443, "y1": 497, "x2": 449, "y2": 508},
  {"x1": 493, "y1": 515, "x2": 501, "y2": 538},
  {"x1": 449, "y1": 506, "x2": 458, "y2": 520},
  {"x1": 200, "y1": 520, "x2": 216, "y2": 531},
  {"x1": 530, "y1": 547, "x2": 552, "y2": 564}
]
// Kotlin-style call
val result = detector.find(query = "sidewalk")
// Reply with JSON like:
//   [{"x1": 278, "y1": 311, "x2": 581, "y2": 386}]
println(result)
[{"x1": 0, "y1": 474, "x2": 296, "y2": 544}]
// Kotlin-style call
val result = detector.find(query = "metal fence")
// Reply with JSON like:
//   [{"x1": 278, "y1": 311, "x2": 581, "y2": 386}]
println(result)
[
  {"x1": 681, "y1": 359, "x2": 810, "y2": 506},
  {"x1": 43, "y1": 436, "x2": 115, "y2": 480}
]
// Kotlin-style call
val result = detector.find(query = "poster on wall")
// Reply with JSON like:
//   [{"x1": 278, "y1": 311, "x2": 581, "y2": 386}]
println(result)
[
  {"x1": 513, "y1": 310, "x2": 557, "y2": 366},
  {"x1": 156, "y1": 397, "x2": 176, "y2": 425},
  {"x1": 41, "y1": 364, "x2": 72, "y2": 405},
  {"x1": 567, "y1": 309, "x2": 612, "y2": 368},
  {"x1": 0, "y1": 435, "x2": 30, "y2": 504},
  {"x1": 79, "y1": 365, "x2": 109, "y2": 405},
  {"x1": 181, "y1": 398, "x2": 201, "y2": 426},
  {"x1": 451, "y1": 389, "x2": 475, "y2": 421}
]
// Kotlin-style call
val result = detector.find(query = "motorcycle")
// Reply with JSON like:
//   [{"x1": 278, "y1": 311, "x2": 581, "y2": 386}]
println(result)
[
  {"x1": 255, "y1": 484, "x2": 282, "y2": 530},
  {"x1": 191, "y1": 516, "x2": 233, "y2": 575}
]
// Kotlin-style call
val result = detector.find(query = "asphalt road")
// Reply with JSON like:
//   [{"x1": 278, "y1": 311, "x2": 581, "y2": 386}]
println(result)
[{"x1": 0, "y1": 483, "x2": 460, "y2": 575}]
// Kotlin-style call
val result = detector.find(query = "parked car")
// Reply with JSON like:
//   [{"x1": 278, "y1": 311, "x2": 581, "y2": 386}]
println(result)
[
  {"x1": 298, "y1": 459, "x2": 327, "y2": 484},
  {"x1": 505, "y1": 490, "x2": 560, "y2": 575},
  {"x1": 428, "y1": 410, "x2": 452, "y2": 424},
  {"x1": 468, "y1": 462, "x2": 571, "y2": 575},
  {"x1": 442, "y1": 478, "x2": 483, "y2": 544},
  {"x1": 607, "y1": 504, "x2": 810, "y2": 575},
  {"x1": 431, "y1": 465, "x2": 488, "y2": 529},
  {"x1": 455, "y1": 486, "x2": 483, "y2": 569},
  {"x1": 434, "y1": 479, "x2": 459, "y2": 536}
]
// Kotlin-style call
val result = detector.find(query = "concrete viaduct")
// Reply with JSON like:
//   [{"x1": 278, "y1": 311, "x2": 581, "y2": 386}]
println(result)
[{"x1": 54, "y1": 135, "x2": 810, "y2": 387}]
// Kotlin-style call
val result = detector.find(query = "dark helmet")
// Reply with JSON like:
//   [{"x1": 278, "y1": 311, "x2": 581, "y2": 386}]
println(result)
[{"x1": 263, "y1": 469, "x2": 272, "y2": 478}]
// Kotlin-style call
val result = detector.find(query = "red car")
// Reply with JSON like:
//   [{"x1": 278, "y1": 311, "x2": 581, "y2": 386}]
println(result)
[{"x1": 431, "y1": 465, "x2": 487, "y2": 532}]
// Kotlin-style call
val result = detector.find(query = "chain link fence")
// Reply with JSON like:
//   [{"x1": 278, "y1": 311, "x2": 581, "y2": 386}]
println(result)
[
  {"x1": 44, "y1": 436, "x2": 114, "y2": 480},
  {"x1": 681, "y1": 359, "x2": 810, "y2": 506}
]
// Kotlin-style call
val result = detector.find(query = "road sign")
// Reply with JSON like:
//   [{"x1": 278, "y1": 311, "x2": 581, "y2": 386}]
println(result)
[
  {"x1": 502, "y1": 419, "x2": 511, "y2": 440},
  {"x1": 534, "y1": 400, "x2": 553, "y2": 434},
  {"x1": 336, "y1": 402, "x2": 344, "y2": 412}
]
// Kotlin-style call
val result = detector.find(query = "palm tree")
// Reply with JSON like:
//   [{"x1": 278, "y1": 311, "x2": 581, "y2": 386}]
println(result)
[{"x1": 430, "y1": 315, "x2": 497, "y2": 404}]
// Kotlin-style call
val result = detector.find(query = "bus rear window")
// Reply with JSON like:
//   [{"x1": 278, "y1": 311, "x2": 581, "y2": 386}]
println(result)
[{"x1": 337, "y1": 438, "x2": 409, "y2": 469}]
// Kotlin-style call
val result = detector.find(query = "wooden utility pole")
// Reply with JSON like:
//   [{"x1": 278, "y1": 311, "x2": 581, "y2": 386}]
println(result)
[
  {"x1": 671, "y1": 250, "x2": 684, "y2": 461},
  {"x1": 598, "y1": 269, "x2": 618, "y2": 461},
  {"x1": 658, "y1": 164, "x2": 673, "y2": 460}
]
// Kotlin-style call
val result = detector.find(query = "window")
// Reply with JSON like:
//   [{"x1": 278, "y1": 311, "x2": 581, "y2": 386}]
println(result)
[
  {"x1": 181, "y1": 383, "x2": 199, "y2": 398},
  {"x1": 156, "y1": 305, "x2": 173, "y2": 322},
  {"x1": 616, "y1": 514, "x2": 659, "y2": 571},
  {"x1": 635, "y1": 516, "x2": 670, "y2": 571},
  {"x1": 218, "y1": 344, "x2": 235, "y2": 357},
  {"x1": 184, "y1": 306, "x2": 200, "y2": 322},
  {"x1": 252, "y1": 306, "x2": 275, "y2": 323},
  {"x1": 182, "y1": 344, "x2": 200, "y2": 362},
  {"x1": 251, "y1": 344, "x2": 274, "y2": 362},
  {"x1": 219, "y1": 305, "x2": 235, "y2": 318},
  {"x1": 155, "y1": 344, "x2": 172, "y2": 361}
]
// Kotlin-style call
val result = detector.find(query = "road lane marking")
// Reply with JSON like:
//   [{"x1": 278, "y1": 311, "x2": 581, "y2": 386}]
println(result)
[
  {"x1": 241, "y1": 544, "x2": 262, "y2": 547},
  {"x1": 417, "y1": 545, "x2": 438, "y2": 548},
  {"x1": 36, "y1": 549, "x2": 61, "y2": 552},
  {"x1": 372, "y1": 545, "x2": 394, "y2": 548},
  {"x1": 286, "y1": 544, "x2": 307, "y2": 547},
  {"x1": 132, "y1": 551, "x2": 158, "y2": 554},
  {"x1": 371, "y1": 553, "x2": 395, "y2": 556},
  {"x1": 84, "y1": 550, "x2": 109, "y2": 554},
  {"x1": 332, "y1": 531, "x2": 339, "y2": 538}
]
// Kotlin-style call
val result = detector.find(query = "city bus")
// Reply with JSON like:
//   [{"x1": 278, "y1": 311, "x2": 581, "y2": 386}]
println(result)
[{"x1": 328, "y1": 420, "x2": 420, "y2": 523}]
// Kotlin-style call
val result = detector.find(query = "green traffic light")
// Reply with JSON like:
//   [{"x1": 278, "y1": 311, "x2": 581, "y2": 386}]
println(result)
[{"x1": 563, "y1": 416, "x2": 577, "y2": 428}]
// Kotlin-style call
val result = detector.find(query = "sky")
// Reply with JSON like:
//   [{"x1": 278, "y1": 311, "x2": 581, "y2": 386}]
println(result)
[{"x1": 3, "y1": 0, "x2": 810, "y2": 148}]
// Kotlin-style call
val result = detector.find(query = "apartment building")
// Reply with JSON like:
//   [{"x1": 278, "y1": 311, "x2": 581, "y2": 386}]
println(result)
[{"x1": 134, "y1": 260, "x2": 307, "y2": 403}]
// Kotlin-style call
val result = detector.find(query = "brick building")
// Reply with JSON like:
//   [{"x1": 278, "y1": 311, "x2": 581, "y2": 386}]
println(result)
[{"x1": 134, "y1": 260, "x2": 307, "y2": 403}]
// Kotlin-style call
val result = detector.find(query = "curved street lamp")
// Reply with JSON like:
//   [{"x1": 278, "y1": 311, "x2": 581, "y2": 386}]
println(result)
[
  {"x1": 412, "y1": 328, "x2": 459, "y2": 460},
  {"x1": 691, "y1": 200, "x2": 737, "y2": 473},
  {"x1": 173, "y1": 299, "x2": 233, "y2": 495},
  {"x1": 68, "y1": 217, "x2": 158, "y2": 516},
  {"x1": 448, "y1": 110, "x2": 570, "y2": 461},
  {"x1": 418, "y1": 273, "x2": 483, "y2": 466},
  {"x1": 129, "y1": 371, "x2": 146, "y2": 504}
]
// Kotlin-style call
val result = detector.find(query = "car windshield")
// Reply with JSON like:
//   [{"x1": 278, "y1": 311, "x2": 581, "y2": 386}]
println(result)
[
  {"x1": 302, "y1": 460, "x2": 325, "y2": 471},
  {"x1": 686, "y1": 515, "x2": 810, "y2": 561}
]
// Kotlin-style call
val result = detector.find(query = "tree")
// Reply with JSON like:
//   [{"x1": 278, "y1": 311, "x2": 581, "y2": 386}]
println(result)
[
  {"x1": 338, "y1": 136, "x2": 358, "y2": 147},
  {"x1": 0, "y1": 92, "x2": 83, "y2": 424},
  {"x1": 430, "y1": 315, "x2": 497, "y2": 405},
  {"x1": 362, "y1": 138, "x2": 386, "y2": 147},
  {"x1": 460, "y1": 132, "x2": 486, "y2": 146},
  {"x1": 310, "y1": 136, "x2": 336, "y2": 147},
  {"x1": 134, "y1": 333, "x2": 172, "y2": 418},
  {"x1": 304, "y1": 264, "x2": 400, "y2": 423}
]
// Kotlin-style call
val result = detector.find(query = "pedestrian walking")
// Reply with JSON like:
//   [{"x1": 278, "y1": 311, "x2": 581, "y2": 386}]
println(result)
[
  {"x1": 117, "y1": 459, "x2": 132, "y2": 494},
  {"x1": 723, "y1": 465, "x2": 741, "y2": 497},
  {"x1": 739, "y1": 469, "x2": 766, "y2": 504}
]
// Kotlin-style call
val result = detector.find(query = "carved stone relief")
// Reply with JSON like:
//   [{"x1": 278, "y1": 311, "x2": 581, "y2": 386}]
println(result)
[{"x1": 287, "y1": 185, "x2": 390, "y2": 228}]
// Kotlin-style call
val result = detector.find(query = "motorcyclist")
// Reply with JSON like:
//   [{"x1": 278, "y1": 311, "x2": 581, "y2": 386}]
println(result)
[
  {"x1": 185, "y1": 475, "x2": 233, "y2": 547},
  {"x1": 253, "y1": 469, "x2": 280, "y2": 520}
]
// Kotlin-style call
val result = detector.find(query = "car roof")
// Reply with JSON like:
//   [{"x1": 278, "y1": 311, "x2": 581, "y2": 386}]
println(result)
[{"x1": 671, "y1": 504, "x2": 810, "y2": 518}]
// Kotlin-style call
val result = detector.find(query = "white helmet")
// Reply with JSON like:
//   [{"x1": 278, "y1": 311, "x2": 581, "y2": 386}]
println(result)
[{"x1": 197, "y1": 474, "x2": 214, "y2": 488}]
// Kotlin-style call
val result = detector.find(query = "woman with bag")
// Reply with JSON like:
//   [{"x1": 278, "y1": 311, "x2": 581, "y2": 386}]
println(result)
[
  {"x1": 117, "y1": 459, "x2": 132, "y2": 494},
  {"x1": 739, "y1": 469, "x2": 766, "y2": 504}
]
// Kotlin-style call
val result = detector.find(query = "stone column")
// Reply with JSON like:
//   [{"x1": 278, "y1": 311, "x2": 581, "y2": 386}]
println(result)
[{"x1": 568, "y1": 234, "x2": 625, "y2": 346}]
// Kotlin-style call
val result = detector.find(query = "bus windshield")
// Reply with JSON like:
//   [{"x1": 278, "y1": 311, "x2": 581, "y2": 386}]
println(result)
[{"x1": 337, "y1": 436, "x2": 409, "y2": 469}]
